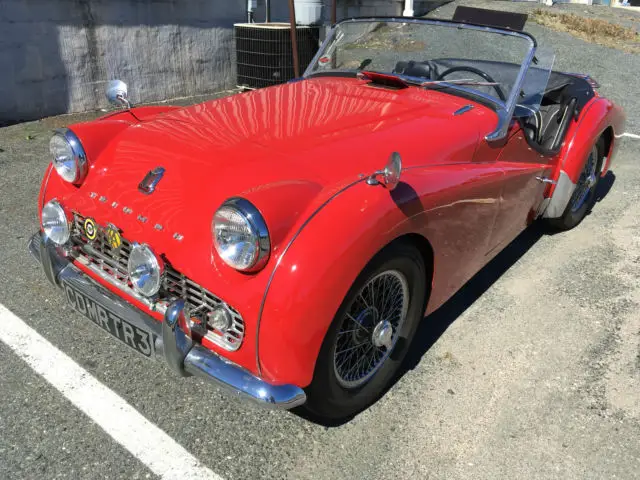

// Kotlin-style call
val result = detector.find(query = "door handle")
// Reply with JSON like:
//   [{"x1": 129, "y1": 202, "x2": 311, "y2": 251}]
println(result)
[{"x1": 536, "y1": 176, "x2": 557, "y2": 185}]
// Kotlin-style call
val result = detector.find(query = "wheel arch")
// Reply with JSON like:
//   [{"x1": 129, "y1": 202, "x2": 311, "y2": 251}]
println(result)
[
  {"x1": 543, "y1": 98, "x2": 624, "y2": 219},
  {"x1": 391, "y1": 233, "x2": 435, "y2": 314},
  {"x1": 256, "y1": 180, "x2": 437, "y2": 388}
]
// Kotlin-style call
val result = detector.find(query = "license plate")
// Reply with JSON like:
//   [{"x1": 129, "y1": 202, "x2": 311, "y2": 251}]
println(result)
[{"x1": 63, "y1": 282, "x2": 155, "y2": 358}]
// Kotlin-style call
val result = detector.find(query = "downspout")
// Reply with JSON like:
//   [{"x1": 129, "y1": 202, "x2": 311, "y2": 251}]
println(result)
[
  {"x1": 403, "y1": 0, "x2": 414, "y2": 16},
  {"x1": 247, "y1": 0, "x2": 257, "y2": 22}
]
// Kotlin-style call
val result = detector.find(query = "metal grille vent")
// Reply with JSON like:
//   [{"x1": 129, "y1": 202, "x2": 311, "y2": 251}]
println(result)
[{"x1": 69, "y1": 213, "x2": 244, "y2": 351}]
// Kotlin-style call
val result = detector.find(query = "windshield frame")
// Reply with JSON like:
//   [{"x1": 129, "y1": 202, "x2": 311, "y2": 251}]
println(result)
[{"x1": 303, "y1": 17, "x2": 539, "y2": 142}]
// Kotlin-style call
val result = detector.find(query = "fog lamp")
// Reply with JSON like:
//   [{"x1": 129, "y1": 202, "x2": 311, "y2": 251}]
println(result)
[
  {"x1": 207, "y1": 307, "x2": 232, "y2": 332},
  {"x1": 41, "y1": 200, "x2": 70, "y2": 245},
  {"x1": 127, "y1": 244, "x2": 163, "y2": 297}
]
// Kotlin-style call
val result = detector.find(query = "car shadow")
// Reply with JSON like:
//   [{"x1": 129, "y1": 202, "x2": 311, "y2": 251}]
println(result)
[
  {"x1": 399, "y1": 170, "x2": 616, "y2": 383},
  {"x1": 296, "y1": 170, "x2": 616, "y2": 427}
]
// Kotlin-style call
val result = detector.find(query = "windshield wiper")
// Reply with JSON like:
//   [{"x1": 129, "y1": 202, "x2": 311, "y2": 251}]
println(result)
[{"x1": 418, "y1": 78, "x2": 501, "y2": 88}]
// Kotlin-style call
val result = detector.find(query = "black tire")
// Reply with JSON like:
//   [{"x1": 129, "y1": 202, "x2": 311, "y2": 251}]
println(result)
[
  {"x1": 547, "y1": 137, "x2": 605, "y2": 231},
  {"x1": 303, "y1": 241, "x2": 427, "y2": 422}
]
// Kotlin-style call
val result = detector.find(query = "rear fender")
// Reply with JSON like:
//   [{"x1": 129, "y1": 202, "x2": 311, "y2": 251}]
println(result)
[{"x1": 543, "y1": 98, "x2": 625, "y2": 218}]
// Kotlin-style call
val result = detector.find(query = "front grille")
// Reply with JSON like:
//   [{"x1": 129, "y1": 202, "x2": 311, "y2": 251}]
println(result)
[{"x1": 69, "y1": 213, "x2": 244, "y2": 351}]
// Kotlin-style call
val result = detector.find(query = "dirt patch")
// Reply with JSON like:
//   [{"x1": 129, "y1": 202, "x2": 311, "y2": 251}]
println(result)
[{"x1": 531, "y1": 8, "x2": 640, "y2": 54}]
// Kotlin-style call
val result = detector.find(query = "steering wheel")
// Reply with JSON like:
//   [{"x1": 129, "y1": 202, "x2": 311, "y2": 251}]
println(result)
[{"x1": 436, "y1": 66, "x2": 506, "y2": 102}]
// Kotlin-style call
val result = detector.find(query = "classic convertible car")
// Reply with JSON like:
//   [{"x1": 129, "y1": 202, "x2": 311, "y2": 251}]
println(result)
[{"x1": 30, "y1": 9, "x2": 624, "y2": 421}]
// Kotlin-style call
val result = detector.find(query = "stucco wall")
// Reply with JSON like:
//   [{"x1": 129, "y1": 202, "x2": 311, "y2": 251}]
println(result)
[
  {"x1": 0, "y1": 0, "x2": 435, "y2": 125},
  {"x1": 0, "y1": 0, "x2": 246, "y2": 125}
]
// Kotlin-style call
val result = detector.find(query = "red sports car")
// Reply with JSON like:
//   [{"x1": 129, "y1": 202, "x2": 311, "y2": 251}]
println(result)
[{"x1": 31, "y1": 11, "x2": 625, "y2": 421}]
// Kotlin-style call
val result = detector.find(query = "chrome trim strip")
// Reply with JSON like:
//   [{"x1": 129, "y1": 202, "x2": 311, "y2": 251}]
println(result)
[
  {"x1": 453, "y1": 104, "x2": 474, "y2": 116},
  {"x1": 215, "y1": 197, "x2": 270, "y2": 272},
  {"x1": 28, "y1": 232, "x2": 306, "y2": 409},
  {"x1": 255, "y1": 178, "x2": 367, "y2": 376},
  {"x1": 542, "y1": 170, "x2": 576, "y2": 218},
  {"x1": 55, "y1": 128, "x2": 88, "y2": 184}
]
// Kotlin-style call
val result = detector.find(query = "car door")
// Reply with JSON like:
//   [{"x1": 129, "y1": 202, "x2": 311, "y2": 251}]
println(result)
[{"x1": 485, "y1": 122, "x2": 553, "y2": 254}]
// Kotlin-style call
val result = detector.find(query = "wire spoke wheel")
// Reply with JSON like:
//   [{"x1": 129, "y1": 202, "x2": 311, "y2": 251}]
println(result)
[
  {"x1": 333, "y1": 270, "x2": 410, "y2": 389},
  {"x1": 570, "y1": 145, "x2": 599, "y2": 213}
]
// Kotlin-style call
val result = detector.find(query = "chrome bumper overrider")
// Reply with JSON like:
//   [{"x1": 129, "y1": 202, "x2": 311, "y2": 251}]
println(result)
[{"x1": 28, "y1": 232, "x2": 306, "y2": 409}]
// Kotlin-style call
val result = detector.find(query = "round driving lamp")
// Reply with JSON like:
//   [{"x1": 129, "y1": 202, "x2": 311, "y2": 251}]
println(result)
[
  {"x1": 49, "y1": 129, "x2": 88, "y2": 184},
  {"x1": 207, "y1": 307, "x2": 232, "y2": 332},
  {"x1": 41, "y1": 200, "x2": 70, "y2": 245},
  {"x1": 212, "y1": 198, "x2": 270, "y2": 272},
  {"x1": 127, "y1": 244, "x2": 163, "y2": 297}
]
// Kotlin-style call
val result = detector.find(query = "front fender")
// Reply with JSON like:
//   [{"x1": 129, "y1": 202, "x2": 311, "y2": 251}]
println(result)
[{"x1": 256, "y1": 179, "x2": 433, "y2": 387}]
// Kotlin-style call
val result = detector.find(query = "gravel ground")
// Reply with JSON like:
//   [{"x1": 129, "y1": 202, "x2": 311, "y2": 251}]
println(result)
[{"x1": 1, "y1": 3, "x2": 639, "y2": 479}]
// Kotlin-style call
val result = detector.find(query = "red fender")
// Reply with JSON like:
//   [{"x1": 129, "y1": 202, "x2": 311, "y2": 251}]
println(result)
[{"x1": 543, "y1": 97, "x2": 625, "y2": 218}]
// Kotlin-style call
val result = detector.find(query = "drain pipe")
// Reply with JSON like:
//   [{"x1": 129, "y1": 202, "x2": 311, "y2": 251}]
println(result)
[
  {"x1": 247, "y1": 0, "x2": 257, "y2": 22},
  {"x1": 403, "y1": 0, "x2": 414, "y2": 17}
]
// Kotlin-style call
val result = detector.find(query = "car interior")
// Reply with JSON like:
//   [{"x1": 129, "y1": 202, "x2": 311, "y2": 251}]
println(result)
[{"x1": 392, "y1": 58, "x2": 596, "y2": 156}]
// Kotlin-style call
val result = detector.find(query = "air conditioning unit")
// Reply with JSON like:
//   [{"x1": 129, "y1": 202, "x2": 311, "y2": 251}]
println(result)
[{"x1": 235, "y1": 23, "x2": 321, "y2": 89}]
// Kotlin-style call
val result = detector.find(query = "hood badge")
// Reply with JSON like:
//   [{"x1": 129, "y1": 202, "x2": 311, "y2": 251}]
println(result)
[
  {"x1": 105, "y1": 224, "x2": 123, "y2": 252},
  {"x1": 138, "y1": 167, "x2": 165, "y2": 195}
]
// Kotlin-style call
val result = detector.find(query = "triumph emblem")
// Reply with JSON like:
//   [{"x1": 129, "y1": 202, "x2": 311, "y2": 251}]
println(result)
[
  {"x1": 83, "y1": 218, "x2": 98, "y2": 241},
  {"x1": 104, "y1": 224, "x2": 122, "y2": 251},
  {"x1": 138, "y1": 167, "x2": 165, "y2": 195}
]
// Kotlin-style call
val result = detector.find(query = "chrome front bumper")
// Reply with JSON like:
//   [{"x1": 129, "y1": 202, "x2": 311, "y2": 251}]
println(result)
[{"x1": 28, "y1": 232, "x2": 306, "y2": 409}]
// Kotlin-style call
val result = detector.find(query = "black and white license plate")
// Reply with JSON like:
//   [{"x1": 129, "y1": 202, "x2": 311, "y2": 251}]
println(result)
[{"x1": 63, "y1": 282, "x2": 155, "y2": 358}]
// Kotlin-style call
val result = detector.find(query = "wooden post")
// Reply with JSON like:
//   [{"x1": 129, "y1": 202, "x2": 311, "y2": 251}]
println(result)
[
  {"x1": 331, "y1": 0, "x2": 337, "y2": 25},
  {"x1": 288, "y1": 0, "x2": 300, "y2": 78}
]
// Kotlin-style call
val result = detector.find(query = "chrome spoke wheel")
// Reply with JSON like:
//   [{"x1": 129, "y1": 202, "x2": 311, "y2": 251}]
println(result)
[
  {"x1": 333, "y1": 270, "x2": 410, "y2": 389},
  {"x1": 570, "y1": 145, "x2": 599, "y2": 213}
]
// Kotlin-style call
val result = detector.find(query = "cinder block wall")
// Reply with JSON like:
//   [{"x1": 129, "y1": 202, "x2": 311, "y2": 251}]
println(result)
[
  {"x1": 0, "y1": 0, "x2": 246, "y2": 125},
  {"x1": 0, "y1": 0, "x2": 432, "y2": 124}
]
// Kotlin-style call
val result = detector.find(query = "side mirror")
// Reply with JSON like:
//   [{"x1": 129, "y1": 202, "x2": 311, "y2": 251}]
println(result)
[
  {"x1": 366, "y1": 152, "x2": 402, "y2": 191},
  {"x1": 106, "y1": 80, "x2": 130, "y2": 109}
]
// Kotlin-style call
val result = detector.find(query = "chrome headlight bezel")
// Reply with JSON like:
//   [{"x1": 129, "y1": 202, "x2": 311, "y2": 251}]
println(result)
[
  {"x1": 212, "y1": 198, "x2": 270, "y2": 272},
  {"x1": 41, "y1": 199, "x2": 70, "y2": 245},
  {"x1": 49, "y1": 128, "x2": 88, "y2": 184},
  {"x1": 127, "y1": 243, "x2": 164, "y2": 297}
]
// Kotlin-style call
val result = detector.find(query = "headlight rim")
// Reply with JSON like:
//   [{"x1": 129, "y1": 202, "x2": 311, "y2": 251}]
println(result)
[
  {"x1": 127, "y1": 243, "x2": 164, "y2": 297},
  {"x1": 50, "y1": 128, "x2": 88, "y2": 184},
  {"x1": 41, "y1": 199, "x2": 70, "y2": 246},
  {"x1": 213, "y1": 197, "x2": 270, "y2": 272}
]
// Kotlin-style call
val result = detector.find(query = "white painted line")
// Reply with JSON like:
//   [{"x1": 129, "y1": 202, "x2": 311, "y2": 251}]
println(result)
[
  {"x1": 0, "y1": 303, "x2": 223, "y2": 480},
  {"x1": 617, "y1": 132, "x2": 640, "y2": 139}
]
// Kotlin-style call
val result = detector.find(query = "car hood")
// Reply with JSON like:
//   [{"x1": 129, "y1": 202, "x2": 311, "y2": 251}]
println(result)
[
  {"x1": 68, "y1": 76, "x2": 492, "y2": 274},
  {"x1": 86, "y1": 76, "x2": 491, "y2": 202}
]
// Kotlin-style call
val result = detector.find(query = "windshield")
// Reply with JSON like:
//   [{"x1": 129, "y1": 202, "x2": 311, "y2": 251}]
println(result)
[{"x1": 305, "y1": 19, "x2": 540, "y2": 111}]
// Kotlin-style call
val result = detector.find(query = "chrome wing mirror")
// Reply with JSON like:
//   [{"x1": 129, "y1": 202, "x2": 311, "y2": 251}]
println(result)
[
  {"x1": 366, "y1": 152, "x2": 402, "y2": 191},
  {"x1": 106, "y1": 80, "x2": 131, "y2": 109}
]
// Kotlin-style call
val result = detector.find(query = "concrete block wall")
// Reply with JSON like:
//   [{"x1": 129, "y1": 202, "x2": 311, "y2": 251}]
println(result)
[
  {"x1": 0, "y1": 0, "x2": 246, "y2": 125},
  {"x1": 0, "y1": 0, "x2": 436, "y2": 124}
]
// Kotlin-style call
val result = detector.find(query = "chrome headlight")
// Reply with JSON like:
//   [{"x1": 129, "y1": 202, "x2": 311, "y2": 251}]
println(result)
[
  {"x1": 49, "y1": 129, "x2": 87, "y2": 184},
  {"x1": 213, "y1": 198, "x2": 270, "y2": 272},
  {"x1": 41, "y1": 200, "x2": 70, "y2": 245},
  {"x1": 128, "y1": 244, "x2": 163, "y2": 297}
]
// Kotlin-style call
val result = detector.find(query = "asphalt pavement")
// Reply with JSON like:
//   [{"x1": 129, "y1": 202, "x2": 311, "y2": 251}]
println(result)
[{"x1": 1, "y1": 3, "x2": 639, "y2": 479}]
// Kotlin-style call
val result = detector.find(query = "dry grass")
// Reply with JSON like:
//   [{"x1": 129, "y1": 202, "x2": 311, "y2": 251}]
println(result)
[{"x1": 532, "y1": 9, "x2": 640, "y2": 54}]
